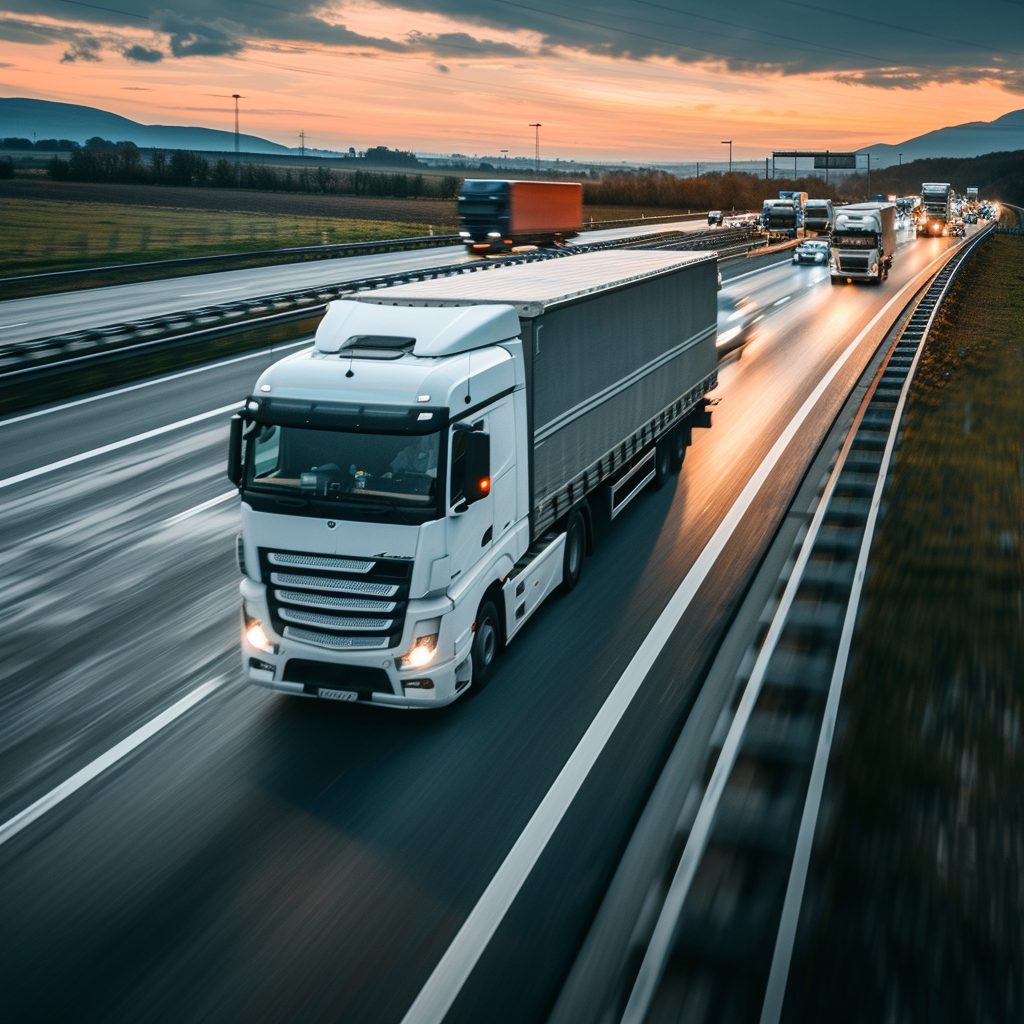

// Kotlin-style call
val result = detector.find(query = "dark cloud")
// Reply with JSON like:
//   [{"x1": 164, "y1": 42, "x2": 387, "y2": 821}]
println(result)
[
  {"x1": 407, "y1": 30, "x2": 527, "y2": 57},
  {"x1": 433, "y1": 62, "x2": 450, "y2": 72},
  {"x1": 2, "y1": 0, "x2": 1023, "y2": 91},
  {"x1": 60, "y1": 35, "x2": 101, "y2": 62},
  {"x1": 122, "y1": 43, "x2": 164, "y2": 61}
]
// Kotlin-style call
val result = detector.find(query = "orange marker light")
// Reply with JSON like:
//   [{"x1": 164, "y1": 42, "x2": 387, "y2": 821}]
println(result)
[{"x1": 479, "y1": 477, "x2": 491, "y2": 493}]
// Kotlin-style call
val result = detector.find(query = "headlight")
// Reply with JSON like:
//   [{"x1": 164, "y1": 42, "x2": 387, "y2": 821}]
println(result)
[
  {"x1": 401, "y1": 633, "x2": 439, "y2": 669},
  {"x1": 459, "y1": 231, "x2": 471, "y2": 238},
  {"x1": 244, "y1": 615, "x2": 277, "y2": 654},
  {"x1": 487, "y1": 231, "x2": 501, "y2": 238}
]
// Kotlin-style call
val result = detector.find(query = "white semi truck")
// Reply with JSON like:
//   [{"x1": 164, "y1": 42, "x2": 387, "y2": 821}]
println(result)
[
  {"x1": 762, "y1": 191, "x2": 808, "y2": 237},
  {"x1": 917, "y1": 182, "x2": 953, "y2": 236},
  {"x1": 228, "y1": 251, "x2": 719, "y2": 707},
  {"x1": 829, "y1": 202, "x2": 897, "y2": 285}
]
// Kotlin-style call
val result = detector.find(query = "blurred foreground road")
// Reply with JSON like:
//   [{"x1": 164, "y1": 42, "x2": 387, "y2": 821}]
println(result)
[{"x1": 0, "y1": 228, "x2": 963, "y2": 1023}]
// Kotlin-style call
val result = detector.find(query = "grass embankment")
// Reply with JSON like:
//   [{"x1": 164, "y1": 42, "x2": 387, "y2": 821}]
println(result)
[
  {"x1": 0, "y1": 198, "x2": 431, "y2": 278},
  {"x1": 789, "y1": 234, "x2": 1024, "y2": 1021}
]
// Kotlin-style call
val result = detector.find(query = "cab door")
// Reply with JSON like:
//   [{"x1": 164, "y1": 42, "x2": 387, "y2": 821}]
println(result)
[{"x1": 446, "y1": 424, "x2": 493, "y2": 589}]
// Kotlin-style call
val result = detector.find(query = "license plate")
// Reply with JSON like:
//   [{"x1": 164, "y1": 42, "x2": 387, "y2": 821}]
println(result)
[{"x1": 318, "y1": 688, "x2": 358, "y2": 702}]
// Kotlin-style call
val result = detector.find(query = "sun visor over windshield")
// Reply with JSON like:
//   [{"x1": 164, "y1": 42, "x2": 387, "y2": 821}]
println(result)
[
  {"x1": 314, "y1": 298, "x2": 520, "y2": 358},
  {"x1": 245, "y1": 395, "x2": 448, "y2": 435}
]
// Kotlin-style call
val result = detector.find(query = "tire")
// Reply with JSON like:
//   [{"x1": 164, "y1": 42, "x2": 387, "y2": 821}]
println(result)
[
  {"x1": 830, "y1": 276, "x2": 842, "y2": 286},
  {"x1": 670, "y1": 424, "x2": 688, "y2": 470},
  {"x1": 650, "y1": 438, "x2": 674, "y2": 491},
  {"x1": 471, "y1": 599, "x2": 501, "y2": 691},
  {"x1": 561, "y1": 508, "x2": 586, "y2": 592}
]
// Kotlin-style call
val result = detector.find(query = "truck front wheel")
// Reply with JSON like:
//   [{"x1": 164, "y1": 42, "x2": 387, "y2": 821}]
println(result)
[
  {"x1": 561, "y1": 508, "x2": 587, "y2": 592},
  {"x1": 471, "y1": 599, "x2": 501, "y2": 691}
]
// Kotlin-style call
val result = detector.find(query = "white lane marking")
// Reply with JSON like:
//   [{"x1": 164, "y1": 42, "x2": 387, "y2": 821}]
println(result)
[
  {"x1": 399, "y1": 244, "x2": 962, "y2": 1024},
  {"x1": 0, "y1": 322, "x2": 30, "y2": 330},
  {"x1": 0, "y1": 404, "x2": 239, "y2": 492},
  {"x1": 0, "y1": 677, "x2": 225, "y2": 848},
  {"x1": 773, "y1": 295, "x2": 791, "y2": 306},
  {"x1": 0, "y1": 338, "x2": 311, "y2": 430},
  {"x1": 162, "y1": 490, "x2": 237, "y2": 525}
]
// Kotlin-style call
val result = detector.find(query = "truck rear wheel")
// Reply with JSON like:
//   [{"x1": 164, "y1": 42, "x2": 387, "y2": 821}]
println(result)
[
  {"x1": 650, "y1": 439, "x2": 674, "y2": 490},
  {"x1": 670, "y1": 425, "x2": 687, "y2": 470},
  {"x1": 561, "y1": 508, "x2": 587, "y2": 592},
  {"x1": 471, "y1": 599, "x2": 501, "y2": 691}
]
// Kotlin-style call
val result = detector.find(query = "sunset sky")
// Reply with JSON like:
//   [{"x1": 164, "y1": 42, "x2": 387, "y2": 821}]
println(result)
[{"x1": 1, "y1": 1, "x2": 1022, "y2": 161}]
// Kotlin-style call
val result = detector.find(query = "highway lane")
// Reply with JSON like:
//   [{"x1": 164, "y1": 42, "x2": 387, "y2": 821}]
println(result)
[
  {"x1": 0, "y1": 219, "x2": 709, "y2": 347},
  {"x1": 0, "y1": 230, "x2": 963, "y2": 1023}
]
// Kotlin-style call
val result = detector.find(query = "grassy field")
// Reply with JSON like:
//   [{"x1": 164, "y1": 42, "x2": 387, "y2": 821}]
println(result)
[
  {"x1": 0, "y1": 198, "x2": 433, "y2": 276},
  {"x1": 788, "y1": 233, "x2": 1024, "y2": 1021}
]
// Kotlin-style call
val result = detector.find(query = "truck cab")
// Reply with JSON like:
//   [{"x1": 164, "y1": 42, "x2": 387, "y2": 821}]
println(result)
[
  {"x1": 830, "y1": 203, "x2": 896, "y2": 285},
  {"x1": 232, "y1": 302, "x2": 527, "y2": 707}
]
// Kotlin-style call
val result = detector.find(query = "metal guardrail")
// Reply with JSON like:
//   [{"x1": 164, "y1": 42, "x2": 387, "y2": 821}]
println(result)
[
  {"x1": 554, "y1": 223, "x2": 995, "y2": 1024},
  {"x1": 0, "y1": 225, "x2": 754, "y2": 384}
]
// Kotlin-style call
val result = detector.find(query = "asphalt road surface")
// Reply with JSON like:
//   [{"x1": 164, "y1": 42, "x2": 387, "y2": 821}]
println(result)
[
  {"x1": 0, "y1": 218, "x2": 711, "y2": 348},
  {"x1": 0, "y1": 227, "x2": 965, "y2": 1024}
]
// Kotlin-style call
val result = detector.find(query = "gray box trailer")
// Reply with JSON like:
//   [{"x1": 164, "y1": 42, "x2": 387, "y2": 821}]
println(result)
[{"x1": 356, "y1": 250, "x2": 719, "y2": 537}]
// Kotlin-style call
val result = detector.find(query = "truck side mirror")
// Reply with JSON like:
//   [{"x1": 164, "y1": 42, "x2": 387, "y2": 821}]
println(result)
[
  {"x1": 227, "y1": 413, "x2": 244, "y2": 486},
  {"x1": 463, "y1": 430, "x2": 491, "y2": 506}
]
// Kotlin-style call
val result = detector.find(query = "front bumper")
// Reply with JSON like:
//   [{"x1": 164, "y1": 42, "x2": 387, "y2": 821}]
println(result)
[{"x1": 240, "y1": 578, "x2": 471, "y2": 708}]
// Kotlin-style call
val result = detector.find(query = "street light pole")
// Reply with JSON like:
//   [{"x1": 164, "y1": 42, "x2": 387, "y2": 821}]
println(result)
[
  {"x1": 232, "y1": 94, "x2": 240, "y2": 155},
  {"x1": 501, "y1": 149, "x2": 508, "y2": 168},
  {"x1": 720, "y1": 139, "x2": 732, "y2": 175},
  {"x1": 529, "y1": 124, "x2": 541, "y2": 174}
]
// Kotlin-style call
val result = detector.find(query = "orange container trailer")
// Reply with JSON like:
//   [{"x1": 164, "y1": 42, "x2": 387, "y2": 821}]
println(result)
[{"x1": 458, "y1": 179, "x2": 583, "y2": 251}]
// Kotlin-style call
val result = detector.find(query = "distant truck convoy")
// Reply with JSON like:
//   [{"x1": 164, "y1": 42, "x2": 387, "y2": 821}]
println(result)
[
  {"x1": 830, "y1": 202, "x2": 897, "y2": 285},
  {"x1": 802, "y1": 199, "x2": 834, "y2": 233},
  {"x1": 229, "y1": 251, "x2": 719, "y2": 707},
  {"x1": 457, "y1": 179, "x2": 583, "y2": 252},
  {"x1": 917, "y1": 182, "x2": 953, "y2": 236},
  {"x1": 762, "y1": 191, "x2": 808, "y2": 237}
]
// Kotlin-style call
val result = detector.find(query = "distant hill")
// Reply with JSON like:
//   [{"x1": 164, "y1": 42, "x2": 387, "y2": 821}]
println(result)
[
  {"x1": 0, "y1": 96, "x2": 296, "y2": 155},
  {"x1": 859, "y1": 109, "x2": 1024, "y2": 168}
]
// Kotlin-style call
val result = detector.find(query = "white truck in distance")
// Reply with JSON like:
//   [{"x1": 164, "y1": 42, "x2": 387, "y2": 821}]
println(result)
[
  {"x1": 229, "y1": 251, "x2": 719, "y2": 707},
  {"x1": 918, "y1": 182, "x2": 953, "y2": 236},
  {"x1": 830, "y1": 202, "x2": 897, "y2": 285}
]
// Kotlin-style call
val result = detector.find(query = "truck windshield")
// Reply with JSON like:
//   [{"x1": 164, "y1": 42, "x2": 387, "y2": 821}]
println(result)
[
  {"x1": 832, "y1": 233, "x2": 877, "y2": 248},
  {"x1": 245, "y1": 423, "x2": 441, "y2": 517}
]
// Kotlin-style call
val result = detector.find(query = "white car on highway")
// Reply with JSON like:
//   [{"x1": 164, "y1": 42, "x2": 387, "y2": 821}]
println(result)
[{"x1": 792, "y1": 239, "x2": 830, "y2": 265}]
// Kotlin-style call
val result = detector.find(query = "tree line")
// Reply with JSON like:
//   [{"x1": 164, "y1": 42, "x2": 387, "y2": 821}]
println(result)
[{"x1": 46, "y1": 146, "x2": 461, "y2": 200}]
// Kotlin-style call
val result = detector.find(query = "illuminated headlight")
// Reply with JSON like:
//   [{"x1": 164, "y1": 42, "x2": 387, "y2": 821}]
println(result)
[
  {"x1": 487, "y1": 231, "x2": 501, "y2": 238},
  {"x1": 718, "y1": 326, "x2": 741, "y2": 345},
  {"x1": 459, "y1": 231, "x2": 471, "y2": 238},
  {"x1": 815, "y1": 253, "x2": 824, "y2": 262},
  {"x1": 244, "y1": 614, "x2": 277, "y2": 654},
  {"x1": 871, "y1": 263, "x2": 879, "y2": 274},
  {"x1": 400, "y1": 634, "x2": 438, "y2": 669}
]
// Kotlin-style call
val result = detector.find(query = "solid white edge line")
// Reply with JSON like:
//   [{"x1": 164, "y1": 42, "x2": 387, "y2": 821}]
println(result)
[
  {"x1": 0, "y1": 677, "x2": 225, "y2": 848},
  {"x1": 398, "y1": 237, "x2": 962, "y2": 1024},
  {"x1": 162, "y1": 490, "x2": 238, "y2": 525},
  {"x1": 0, "y1": 403, "x2": 241, "y2": 492},
  {"x1": 0, "y1": 338, "x2": 312, "y2": 430},
  {"x1": 757, "y1": 225, "x2": 990, "y2": 1024}
]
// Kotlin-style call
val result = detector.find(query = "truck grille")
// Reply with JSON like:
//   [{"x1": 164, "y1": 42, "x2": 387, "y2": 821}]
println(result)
[
  {"x1": 838, "y1": 254, "x2": 870, "y2": 272},
  {"x1": 260, "y1": 548, "x2": 413, "y2": 650}
]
